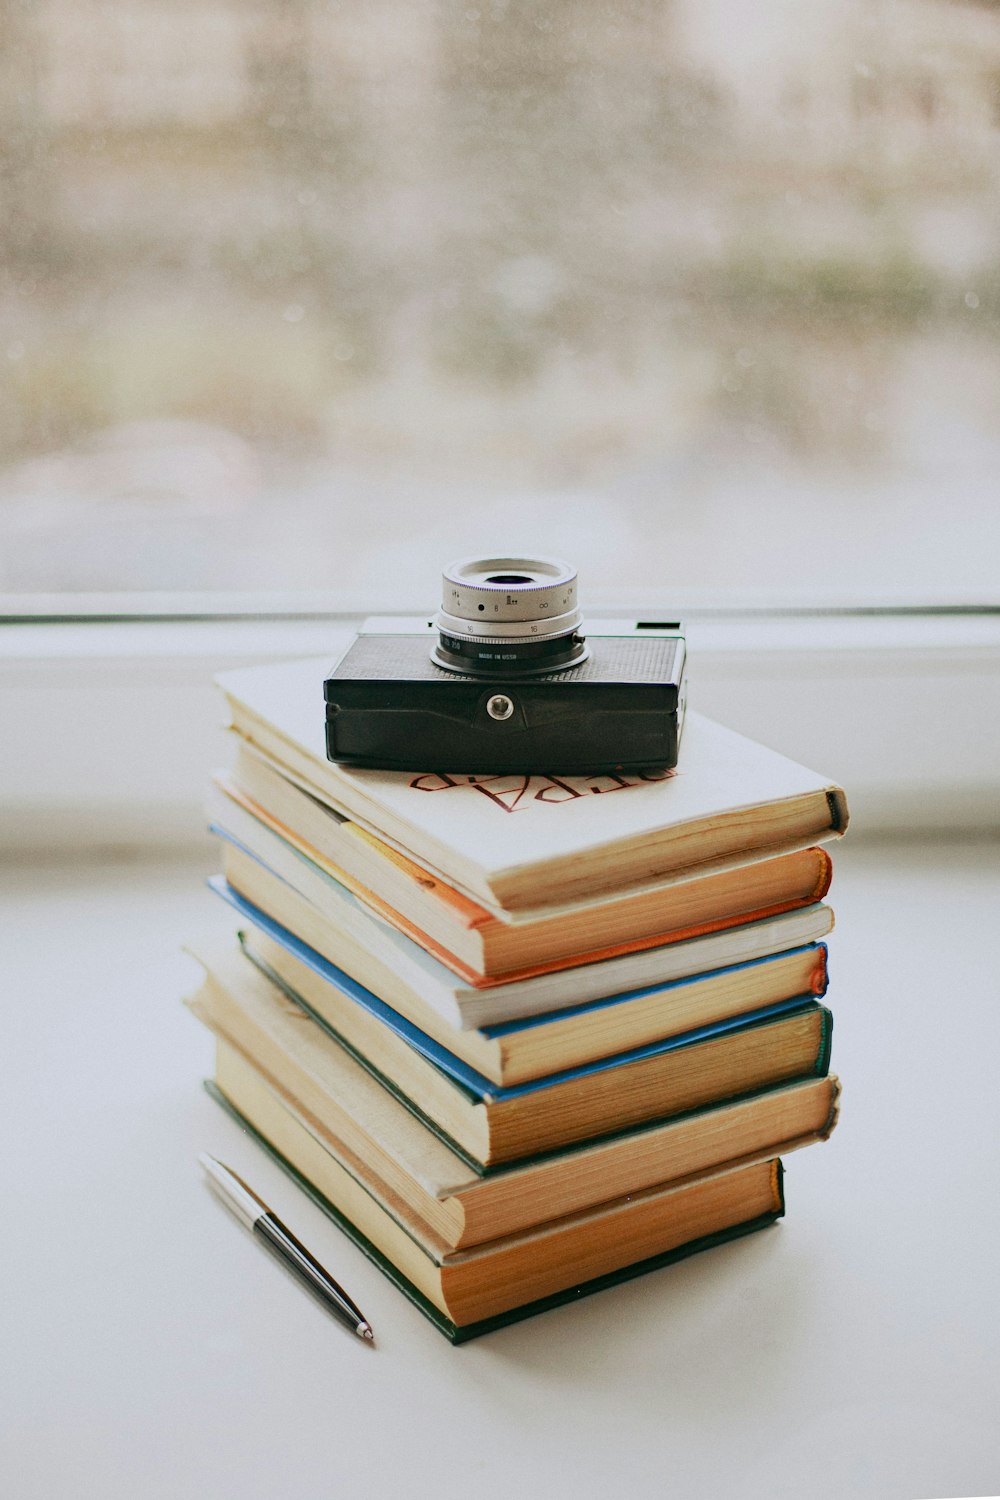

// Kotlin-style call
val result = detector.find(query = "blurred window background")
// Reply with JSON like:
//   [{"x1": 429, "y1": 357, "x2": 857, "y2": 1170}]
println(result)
[{"x1": 2, "y1": 0, "x2": 999, "y2": 602}]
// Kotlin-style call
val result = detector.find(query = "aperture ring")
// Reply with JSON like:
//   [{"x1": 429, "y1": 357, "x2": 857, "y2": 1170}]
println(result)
[{"x1": 435, "y1": 605, "x2": 582, "y2": 641}]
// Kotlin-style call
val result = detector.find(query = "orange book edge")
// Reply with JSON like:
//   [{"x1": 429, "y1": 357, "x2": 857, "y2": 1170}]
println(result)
[{"x1": 217, "y1": 778, "x2": 832, "y2": 991}]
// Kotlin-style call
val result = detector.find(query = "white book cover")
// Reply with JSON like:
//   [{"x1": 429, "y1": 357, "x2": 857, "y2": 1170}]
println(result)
[{"x1": 216, "y1": 655, "x2": 847, "y2": 909}]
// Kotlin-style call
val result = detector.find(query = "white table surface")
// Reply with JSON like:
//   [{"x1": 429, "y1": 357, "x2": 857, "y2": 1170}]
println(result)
[{"x1": 3, "y1": 837, "x2": 999, "y2": 1500}]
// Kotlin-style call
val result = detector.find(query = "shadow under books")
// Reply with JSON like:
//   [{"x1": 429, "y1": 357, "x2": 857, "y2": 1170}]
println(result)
[{"x1": 463, "y1": 1222, "x2": 815, "y2": 1408}]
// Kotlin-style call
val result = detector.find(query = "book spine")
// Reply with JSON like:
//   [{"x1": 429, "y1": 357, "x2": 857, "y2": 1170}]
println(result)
[
  {"x1": 826, "y1": 787, "x2": 850, "y2": 834},
  {"x1": 817, "y1": 1076, "x2": 842, "y2": 1140},
  {"x1": 814, "y1": 1006, "x2": 834, "y2": 1078},
  {"x1": 811, "y1": 848, "x2": 834, "y2": 902}
]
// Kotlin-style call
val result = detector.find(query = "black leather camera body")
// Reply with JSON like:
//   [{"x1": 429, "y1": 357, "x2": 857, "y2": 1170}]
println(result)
[{"x1": 324, "y1": 616, "x2": 686, "y2": 776}]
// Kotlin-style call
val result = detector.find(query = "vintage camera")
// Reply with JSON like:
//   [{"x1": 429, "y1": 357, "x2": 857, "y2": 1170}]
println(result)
[{"x1": 324, "y1": 556, "x2": 686, "y2": 774}]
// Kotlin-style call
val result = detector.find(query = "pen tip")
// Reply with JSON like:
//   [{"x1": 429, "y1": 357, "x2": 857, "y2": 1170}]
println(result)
[{"x1": 357, "y1": 1322, "x2": 375, "y2": 1342}]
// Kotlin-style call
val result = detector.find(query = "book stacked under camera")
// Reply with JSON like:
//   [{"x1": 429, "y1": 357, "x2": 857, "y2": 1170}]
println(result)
[{"x1": 185, "y1": 657, "x2": 848, "y2": 1342}]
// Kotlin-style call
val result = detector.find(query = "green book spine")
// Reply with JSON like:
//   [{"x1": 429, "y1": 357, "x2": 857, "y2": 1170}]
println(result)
[{"x1": 204, "y1": 1080, "x2": 786, "y2": 1344}]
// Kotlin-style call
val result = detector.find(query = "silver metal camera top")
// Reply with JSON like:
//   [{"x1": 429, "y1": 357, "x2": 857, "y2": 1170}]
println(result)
[{"x1": 432, "y1": 554, "x2": 591, "y2": 673}]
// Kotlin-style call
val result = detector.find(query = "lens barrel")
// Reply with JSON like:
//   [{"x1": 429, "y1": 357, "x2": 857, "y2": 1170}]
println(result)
[{"x1": 432, "y1": 556, "x2": 589, "y2": 675}]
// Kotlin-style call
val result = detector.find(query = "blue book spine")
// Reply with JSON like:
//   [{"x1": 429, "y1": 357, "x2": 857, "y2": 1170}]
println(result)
[{"x1": 209, "y1": 876, "x2": 820, "y2": 1105}]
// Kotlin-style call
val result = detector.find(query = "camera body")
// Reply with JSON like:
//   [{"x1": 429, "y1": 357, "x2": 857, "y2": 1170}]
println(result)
[{"x1": 324, "y1": 617, "x2": 687, "y2": 775}]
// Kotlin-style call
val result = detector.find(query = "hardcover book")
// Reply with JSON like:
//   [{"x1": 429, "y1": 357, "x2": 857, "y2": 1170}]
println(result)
[
  {"x1": 245, "y1": 917, "x2": 829, "y2": 1088},
  {"x1": 215, "y1": 656, "x2": 849, "y2": 912},
  {"x1": 214, "y1": 872, "x2": 829, "y2": 1086},
  {"x1": 205, "y1": 1049, "x2": 788, "y2": 1341},
  {"x1": 188, "y1": 940, "x2": 839, "y2": 1249},
  {"x1": 210, "y1": 827, "x2": 834, "y2": 1033},
  {"x1": 212, "y1": 751, "x2": 834, "y2": 979},
  {"x1": 194, "y1": 905, "x2": 833, "y2": 1168}
]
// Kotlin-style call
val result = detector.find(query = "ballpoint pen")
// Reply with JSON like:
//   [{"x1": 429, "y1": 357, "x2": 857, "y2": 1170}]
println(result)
[{"x1": 199, "y1": 1153, "x2": 375, "y2": 1343}]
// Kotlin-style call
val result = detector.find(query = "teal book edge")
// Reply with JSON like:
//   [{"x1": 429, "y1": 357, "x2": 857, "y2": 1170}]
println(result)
[{"x1": 204, "y1": 1079, "x2": 786, "y2": 1345}]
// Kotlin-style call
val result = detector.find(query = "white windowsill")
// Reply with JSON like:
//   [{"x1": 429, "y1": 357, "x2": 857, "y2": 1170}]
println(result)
[{"x1": 2, "y1": 608, "x2": 999, "y2": 851}]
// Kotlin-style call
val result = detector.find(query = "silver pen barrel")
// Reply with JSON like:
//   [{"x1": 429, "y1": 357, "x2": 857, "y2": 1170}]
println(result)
[
  {"x1": 199, "y1": 1153, "x2": 267, "y2": 1230},
  {"x1": 198, "y1": 1153, "x2": 375, "y2": 1342}
]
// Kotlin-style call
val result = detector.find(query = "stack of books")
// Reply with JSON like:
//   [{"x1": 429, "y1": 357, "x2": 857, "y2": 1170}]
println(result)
[{"x1": 185, "y1": 656, "x2": 848, "y2": 1342}]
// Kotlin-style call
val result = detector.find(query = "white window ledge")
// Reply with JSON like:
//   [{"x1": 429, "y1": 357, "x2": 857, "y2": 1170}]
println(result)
[{"x1": 2, "y1": 609, "x2": 999, "y2": 851}]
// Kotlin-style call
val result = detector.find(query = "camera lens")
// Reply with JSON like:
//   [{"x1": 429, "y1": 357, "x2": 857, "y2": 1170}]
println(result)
[{"x1": 432, "y1": 556, "x2": 590, "y2": 675}]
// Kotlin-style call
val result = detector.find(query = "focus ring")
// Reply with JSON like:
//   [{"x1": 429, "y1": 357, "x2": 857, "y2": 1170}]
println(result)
[{"x1": 436, "y1": 605, "x2": 582, "y2": 641}]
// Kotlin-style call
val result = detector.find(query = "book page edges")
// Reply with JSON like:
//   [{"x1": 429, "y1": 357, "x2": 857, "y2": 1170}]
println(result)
[
  {"x1": 454, "y1": 904, "x2": 835, "y2": 1028},
  {"x1": 235, "y1": 1044, "x2": 831, "y2": 1250},
  {"x1": 204, "y1": 1079, "x2": 784, "y2": 1342},
  {"x1": 442, "y1": 887, "x2": 830, "y2": 992},
  {"x1": 219, "y1": 772, "x2": 492, "y2": 935},
  {"x1": 216, "y1": 1024, "x2": 837, "y2": 1246},
  {"x1": 220, "y1": 815, "x2": 831, "y2": 995},
  {"x1": 227, "y1": 731, "x2": 841, "y2": 928},
  {"x1": 485, "y1": 791, "x2": 846, "y2": 910},
  {"x1": 184, "y1": 969, "x2": 484, "y2": 1197},
  {"x1": 228, "y1": 740, "x2": 840, "y2": 928},
  {"x1": 187, "y1": 953, "x2": 838, "y2": 1206}
]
